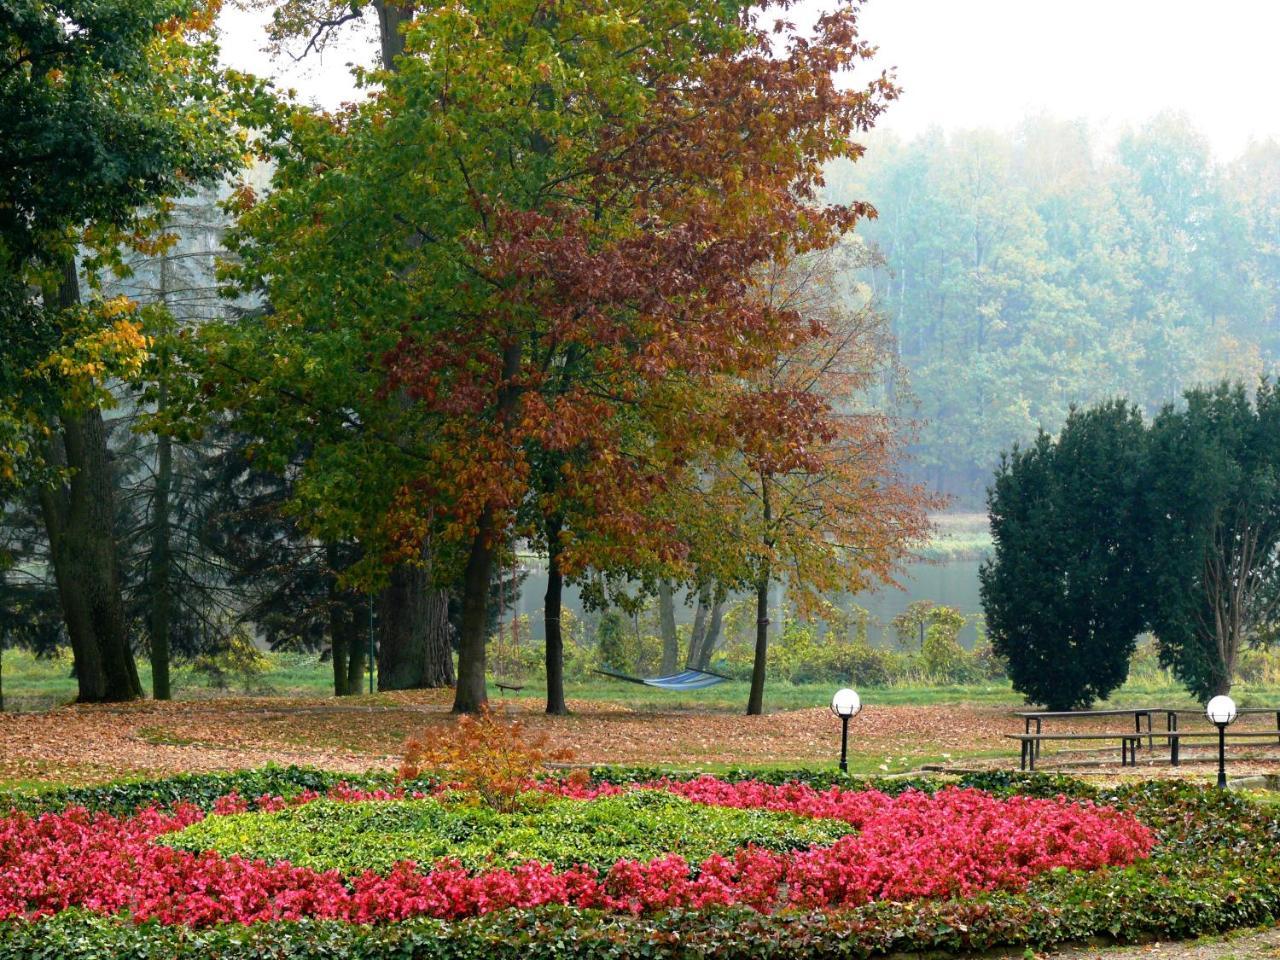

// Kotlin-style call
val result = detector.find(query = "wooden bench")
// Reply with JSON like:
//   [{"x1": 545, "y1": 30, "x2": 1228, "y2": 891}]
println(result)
[{"x1": 1008, "y1": 733, "x2": 1145, "y2": 771}]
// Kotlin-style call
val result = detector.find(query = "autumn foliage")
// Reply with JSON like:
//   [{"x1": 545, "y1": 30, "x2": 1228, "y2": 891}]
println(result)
[
  {"x1": 397, "y1": 710, "x2": 573, "y2": 811},
  {"x1": 195, "y1": 0, "x2": 918, "y2": 713}
]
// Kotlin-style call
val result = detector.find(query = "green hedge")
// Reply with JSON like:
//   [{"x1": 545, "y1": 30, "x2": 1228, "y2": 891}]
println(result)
[
  {"x1": 1, "y1": 770, "x2": 1277, "y2": 958},
  {"x1": 0, "y1": 764, "x2": 1092, "y2": 816}
]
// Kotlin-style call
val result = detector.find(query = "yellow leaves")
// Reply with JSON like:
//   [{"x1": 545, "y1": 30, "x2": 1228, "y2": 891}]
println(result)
[{"x1": 33, "y1": 299, "x2": 154, "y2": 409}]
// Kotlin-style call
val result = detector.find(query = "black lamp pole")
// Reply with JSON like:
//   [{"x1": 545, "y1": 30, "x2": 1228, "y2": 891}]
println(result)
[
  {"x1": 1216, "y1": 721, "x2": 1228, "y2": 789},
  {"x1": 839, "y1": 714, "x2": 850, "y2": 773}
]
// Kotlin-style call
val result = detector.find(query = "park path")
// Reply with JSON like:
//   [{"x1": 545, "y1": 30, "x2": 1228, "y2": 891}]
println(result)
[{"x1": 1020, "y1": 925, "x2": 1280, "y2": 959}]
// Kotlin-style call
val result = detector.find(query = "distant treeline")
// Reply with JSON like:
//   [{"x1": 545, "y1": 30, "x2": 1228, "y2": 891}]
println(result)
[{"x1": 827, "y1": 114, "x2": 1280, "y2": 502}]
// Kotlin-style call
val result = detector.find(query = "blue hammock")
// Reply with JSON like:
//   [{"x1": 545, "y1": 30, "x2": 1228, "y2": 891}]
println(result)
[{"x1": 595, "y1": 666, "x2": 730, "y2": 690}]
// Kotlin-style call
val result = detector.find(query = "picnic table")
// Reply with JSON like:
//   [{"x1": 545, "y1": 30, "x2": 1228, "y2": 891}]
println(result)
[
  {"x1": 1013, "y1": 708, "x2": 1157, "y2": 757},
  {"x1": 1009, "y1": 706, "x2": 1280, "y2": 768}
]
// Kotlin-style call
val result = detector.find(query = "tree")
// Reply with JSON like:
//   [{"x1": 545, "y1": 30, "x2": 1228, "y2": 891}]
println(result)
[
  {"x1": 197, "y1": 0, "x2": 898, "y2": 714},
  {"x1": 696, "y1": 245, "x2": 933, "y2": 715},
  {"x1": 981, "y1": 400, "x2": 1150, "y2": 709},
  {"x1": 827, "y1": 118, "x2": 1278, "y2": 505},
  {"x1": 1143, "y1": 382, "x2": 1280, "y2": 699},
  {"x1": 1, "y1": 0, "x2": 247, "y2": 700}
]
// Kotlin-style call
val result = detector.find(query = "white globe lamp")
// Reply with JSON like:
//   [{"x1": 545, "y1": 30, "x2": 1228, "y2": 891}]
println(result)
[
  {"x1": 1206, "y1": 695, "x2": 1237, "y2": 789},
  {"x1": 831, "y1": 688, "x2": 861, "y2": 772}
]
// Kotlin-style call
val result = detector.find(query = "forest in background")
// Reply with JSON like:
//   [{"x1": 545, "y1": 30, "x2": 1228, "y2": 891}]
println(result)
[{"x1": 829, "y1": 113, "x2": 1280, "y2": 502}]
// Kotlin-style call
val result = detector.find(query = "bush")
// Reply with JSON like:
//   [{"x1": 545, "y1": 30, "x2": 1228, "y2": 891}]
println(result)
[
  {"x1": 399, "y1": 710, "x2": 571, "y2": 811},
  {"x1": 189, "y1": 633, "x2": 272, "y2": 692}
]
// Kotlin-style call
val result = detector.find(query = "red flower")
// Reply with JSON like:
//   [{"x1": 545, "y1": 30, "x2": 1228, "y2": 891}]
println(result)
[{"x1": 0, "y1": 780, "x2": 1153, "y2": 926}]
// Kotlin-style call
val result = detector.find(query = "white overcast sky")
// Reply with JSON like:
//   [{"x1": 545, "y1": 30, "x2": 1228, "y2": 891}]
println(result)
[{"x1": 217, "y1": 0, "x2": 1280, "y2": 159}]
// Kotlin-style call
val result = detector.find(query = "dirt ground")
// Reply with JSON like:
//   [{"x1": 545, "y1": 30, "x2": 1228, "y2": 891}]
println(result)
[{"x1": 4, "y1": 690, "x2": 1280, "y2": 786}]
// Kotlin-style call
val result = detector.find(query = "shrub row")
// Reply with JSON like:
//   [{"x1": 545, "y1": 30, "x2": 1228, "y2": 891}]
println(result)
[
  {"x1": 1, "y1": 771, "x2": 1274, "y2": 957},
  {"x1": 0, "y1": 764, "x2": 1095, "y2": 816},
  {"x1": 0, "y1": 765, "x2": 1095, "y2": 817}
]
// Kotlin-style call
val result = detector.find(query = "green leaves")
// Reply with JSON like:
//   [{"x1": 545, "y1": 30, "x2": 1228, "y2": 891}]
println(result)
[
  {"x1": 981, "y1": 400, "x2": 1150, "y2": 709},
  {"x1": 160, "y1": 790, "x2": 849, "y2": 874}
]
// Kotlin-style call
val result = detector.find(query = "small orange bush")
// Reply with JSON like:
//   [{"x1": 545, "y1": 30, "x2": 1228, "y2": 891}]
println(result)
[{"x1": 398, "y1": 708, "x2": 573, "y2": 811}]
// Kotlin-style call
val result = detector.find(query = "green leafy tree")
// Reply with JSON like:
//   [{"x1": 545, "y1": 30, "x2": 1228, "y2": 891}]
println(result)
[
  {"x1": 1143, "y1": 382, "x2": 1280, "y2": 699},
  {"x1": 981, "y1": 400, "x2": 1149, "y2": 709},
  {"x1": 1, "y1": 0, "x2": 248, "y2": 700}
]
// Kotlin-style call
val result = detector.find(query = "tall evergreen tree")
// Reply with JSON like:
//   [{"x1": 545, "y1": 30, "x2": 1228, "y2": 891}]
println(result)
[{"x1": 981, "y1": 400, "x2": 1149, "y2": 709}]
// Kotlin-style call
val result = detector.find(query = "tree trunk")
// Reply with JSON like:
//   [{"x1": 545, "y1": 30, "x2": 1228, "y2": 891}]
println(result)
[
  {"x1": 421, "y1": 586, "x2": 454, "y2": 687},
  {"x1": 378, "y1": 561, "x2": 454, "y2": 690},
  {"x1": 686, "y1": 584, "x2": 710, "y2": 669},
  {"x1": 63, "y1": 411, "x2": 142, "y2": 701},
  {"x1": 326, "y1": 547, "x2": 350, "y2": 696},
  {"x1": 658, "y1": 580, "x2": 678, "y2": 675},
  {"x1": 453, "y1": 507, "x2": 497, "y2": 713},
  {"x1": 545, "y1": 514, "x2": 567, "y2": 715},
  {"x1": 38, "y1": 473, "x2": 106, "y2": 701},
  {"x1": 453, "y1": 342, "x2": 522, "y2": 714},
  {"x1": 691, "y1": 585, "x2": 726, "y2": 671},
  {"x1": 148, "y1": 416, "x2": 173, "y2": 700},
  {"x1": 35, "y1": 260, "x2": 140, "y2": 702},
  {"x1": 346, "y1": 611, "x2": 368, "y2": 695},
  {"x1": 371, "y1": 0, "x2": 413, "y2": 69},
  {"x1": 747, "y1": 571, "x2": 770, "y2": 715}
]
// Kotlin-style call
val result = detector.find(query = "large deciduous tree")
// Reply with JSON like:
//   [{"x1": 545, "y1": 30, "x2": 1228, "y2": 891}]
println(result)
[
  {"x1": 981, "y1": 400, "x2": 1150, "y2": 710},
  {"x1": 1, "y1": 0, "x2": 245, "y2": 700},
  {"x1": 199, "y1": 0, "x2": 899, "y2": 712}
]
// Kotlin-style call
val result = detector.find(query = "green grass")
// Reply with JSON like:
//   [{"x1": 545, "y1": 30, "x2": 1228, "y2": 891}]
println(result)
[
  {"x1": 7, "y1": 645, "x2": 1280, "y2": 715},
  {"x1": 0, "y1": 648, "x2": 338, "y2": 711},
  {"x1": 160, "y1": 790, "x2": 850, "y2": 874}
]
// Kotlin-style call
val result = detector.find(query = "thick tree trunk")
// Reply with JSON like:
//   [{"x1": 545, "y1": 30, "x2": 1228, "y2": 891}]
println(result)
[
  {"x1": 330, "y1": 609, "x2": 350, "y2": 697},
  {"x1": 545, "y1": 514, "x2": 567, "y2": 715},
  {"x1": 35, "y1": 261, "x2": 140, "y2": 702},
  {"x1": 148, "y1": 423, "x2": 173, "y2": 700},
  {"x1": 38, "y1": 475, "x2": 106, "y2": 700},
  {"x1": 747, "y1": 572, "x2": 770, "y2": 715},
  {"x1": 62, "y1": 411, "x2": 142, "y2": 701},
  {"x1": 421, "y1": 587, "x2": 454, "y2": 687},
  {"x1": 658, "y1": 580, "x2": 678, "y2": 675},
  {"x1": 371, "y1": 0, "x2": 413, "y2": 69},
  {"x1": 378, "y1": 562, "x2": 454, "y2": 690}
]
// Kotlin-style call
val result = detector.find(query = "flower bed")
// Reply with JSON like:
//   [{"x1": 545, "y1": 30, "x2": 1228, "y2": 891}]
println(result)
[{"x1": 0, "y1": 768, "x2": 1274, "y2": 958}]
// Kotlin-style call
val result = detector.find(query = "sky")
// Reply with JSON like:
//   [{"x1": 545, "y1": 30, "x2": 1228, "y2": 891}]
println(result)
[{"x1": 217, "y1": 0, "x2": 1280, "y2": 159}]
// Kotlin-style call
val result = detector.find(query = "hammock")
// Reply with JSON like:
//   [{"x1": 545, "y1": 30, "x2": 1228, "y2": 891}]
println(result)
[{"x1": 594, "y1": 666, "x2": 731, "y2": 690}]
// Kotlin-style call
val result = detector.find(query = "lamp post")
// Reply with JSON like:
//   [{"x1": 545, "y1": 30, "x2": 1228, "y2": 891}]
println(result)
[
  {"x1": 1206, "y1": 694, "x2": 1238, "y2": 789},
  {"x1": 830, "y1": 688, "x2": 861, "y2": 773}
]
